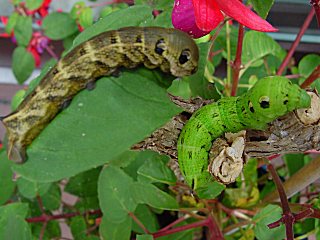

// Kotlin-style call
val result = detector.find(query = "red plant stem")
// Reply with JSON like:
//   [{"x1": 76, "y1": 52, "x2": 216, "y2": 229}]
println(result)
[
  {"x1": 45, "y1": 46, "x2": 58, "y2": 60},
  {"x1": 267, "y1": 163, "x2": 294, "y2": 240},
  {"x1": 310, "y1": 0, "x2": 320, "y2": 26},
  {"x1": 128, "y1": 212, "x2": 150, "y2": 234},
  {"x1": 39, "y1": 221, "x2": 47, "y2": 240},
  {"x1": 285, "y1": 74, "x2": 301, "y2": 79},
  {"x1": 156, "y1": 216, "x2": 189, "y2": 233},
  {"x1": 300, "y1": 64, "x2": 320, "y2": 89},
  {"x1": 276, "y1": 9, "x2": 315, "y2": 75},
  {"x1": 231, "y1": 23, "x2": 244, "y2": 96},
  {"x1": 26, "y1": 209, "x2": 102, "y2": 223},
  {"x1": 208, "y1": 216, "x2": 224, "y2": 240},
  {"x1": 153, "y1": 218, "x2": 210, "y2": 238}
]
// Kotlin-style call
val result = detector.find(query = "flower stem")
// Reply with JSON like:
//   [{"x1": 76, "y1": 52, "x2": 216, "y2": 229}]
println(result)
[
  {"x1": 276, "y1": 9, "x2": 315, "y2": 76},
  {"x1": 231, "y1": 23, "x2": 244, "y2": 96},
  {"x1": 226, "y1": 21, "x2": 232, "y2": 96}
]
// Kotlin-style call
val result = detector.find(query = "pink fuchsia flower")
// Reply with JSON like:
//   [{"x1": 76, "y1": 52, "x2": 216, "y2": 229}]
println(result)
[
  {"x1": 27, "y1": 32, "x2": 50, "y2": 67},
  {"x1": 172, "y1": 0, "x2": 277, "y2": 38}
]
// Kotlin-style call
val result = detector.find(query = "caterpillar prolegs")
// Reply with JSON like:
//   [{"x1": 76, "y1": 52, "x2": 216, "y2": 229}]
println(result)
[
  {"x1": 1, "y1": 27, "x2": 199, "y2": 163},
  {"x1": 177, "y1": 76, "x2": 311, "y2": 190}
]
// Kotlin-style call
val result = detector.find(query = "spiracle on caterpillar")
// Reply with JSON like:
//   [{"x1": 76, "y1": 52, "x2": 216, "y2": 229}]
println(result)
[{"x1": 1, "y1": 27, "x2": 199, "y2": 163}]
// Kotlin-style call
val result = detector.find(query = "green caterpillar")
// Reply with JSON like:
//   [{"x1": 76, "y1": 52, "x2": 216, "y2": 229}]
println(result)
[{"x1": 177, "y1": 76, "x2": 311, "y2": 190}]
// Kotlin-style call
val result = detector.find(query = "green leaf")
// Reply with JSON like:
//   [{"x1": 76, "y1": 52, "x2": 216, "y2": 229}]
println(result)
[
  {"x1": 132, "y1": 204, "x2": 159, "y2": 234},
  {"x1": 0, "y1": 203, "x2": 32, "y2": 240},
  {"x1": 196, "y1": 181, "x2": 225, "y2": 199},
  {"x1": 167, "y1": 78, "x2": 192, "y2": 100},
  {"x1": 0, "y1": 151, "x2": 15, "y2": 205},
  {"x1": 137, "y1": 154, "x2": 176, "y2": 185},
  {"x1": 14, "y1": 71, "x2": 181, "y2": 182},
  {"x1": 65, "y1": 167, "x2": 101, "y2": 197},
  {"x1": 253, "y1": 204, "x2": 285, "y2": 240},
  {"x1": 75, "y1": 196, "x2": 99, "y2": 211},
  {"x1": 121, "y1": 151, "x2": 162, "y2": 180},
  {"x1": 99, "y1": 216, "x2": 132, "y2": 240},
  {"x1": 17, "y1": 177, "x2": 51, "y2": 199},
  {"x1": 132, "y1": 182, "x2": 178, "y2": 210},
  {"x1": 25, "y1": 0, "x2": 43, "y2": 10},
  {"x1": 42, "y1": 12, "x2": 78, "y2": 40},
  {"x1": 242, "y1": 31, "x2": 284, "y2": 69},
  {"x1": 137, "y1": 235, "x2": 153, "y2": 240},
  {"x1": 187, "y1": 42, "x2": 220, "y2": 100},
  {"x1": 298, "y1": 54, "x2": 320, "y2": 78},
  {"x1": 14, "y1": 15, "x2": 32, "y2": 46},
  {"x1": 12, "y1": 46, "x2": 35, "y2": 84},
  {"x1": 70, "y1": 216, "x2": 87, "y2": 240},
  {"x1": 237, "y1": 158, "x2": 258, "y2": 187},
  {"x1": 41, "y1": 184, "x2": 61, "y2": 211},
  {"x1": 250, "y1": 0, "x2": 275, "y2": 19},
  {"x1": 72, "y1": 5, "x2": 153, "y2": 49},
  {"x1": 98, "y1": 166, "x2": 137, "y2": 223},
  {"x1": 11, "y1": 89, "x2": 26, "y2": 111},
  {"x1": 79, "y1": 7, "x2": 94, "y2": 28},
  {"x1": 283, "y1": 154, "x2": 305, "y2": 176},
  {"x1": 5, "y1": 12, "x2": 19, "y2": 34},
  {"x1": 70, "y1": 1, "x2": 86, "y2": 19}
]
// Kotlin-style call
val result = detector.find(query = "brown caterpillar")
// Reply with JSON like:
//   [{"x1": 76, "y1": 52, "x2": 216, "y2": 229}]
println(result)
[{"x1": 1, "y1": 27, "x2": 199, "y2": 163}]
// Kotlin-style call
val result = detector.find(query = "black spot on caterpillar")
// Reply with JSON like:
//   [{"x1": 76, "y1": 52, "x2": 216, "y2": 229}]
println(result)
[
  {"x1": 177, "y1": 76, "x2": 311, "y2": 190},
  {"x1": 1, "y1": 27, "x2": 199, "y2": 163}
]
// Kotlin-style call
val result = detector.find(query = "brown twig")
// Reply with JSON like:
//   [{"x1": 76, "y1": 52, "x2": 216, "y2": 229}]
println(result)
[
  {"x1": 276, "y1": 9, "x2": 315, "y2": 75},
  {"x1": 300, "y1": 64, "x2": 320, "y2": 89},
  {"x1": 231, "y1": 23, "x2": 244, "y2": 96}
]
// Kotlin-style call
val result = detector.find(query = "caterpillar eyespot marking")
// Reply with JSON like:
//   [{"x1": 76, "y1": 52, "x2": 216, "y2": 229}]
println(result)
[
  {"x1": 1, "y1": 27, "x2": 199, "y2": 163},
  {"x1": 177, "y1": 76, "x2": 311, "y2": 191}
]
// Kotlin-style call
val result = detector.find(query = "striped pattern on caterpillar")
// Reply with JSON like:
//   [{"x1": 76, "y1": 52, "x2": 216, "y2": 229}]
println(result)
[{"x1": 1, "y1": 27, "x2": 199, "y2": 163}]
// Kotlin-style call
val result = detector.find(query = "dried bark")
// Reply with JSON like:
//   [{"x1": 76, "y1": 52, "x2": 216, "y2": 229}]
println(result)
[{"x1": 133, "y1": 92, "x2": 320, "y2": 160}]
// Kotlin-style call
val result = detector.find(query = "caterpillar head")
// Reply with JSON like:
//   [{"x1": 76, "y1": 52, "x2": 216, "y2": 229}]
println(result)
[
  {"x1": 145, "y1": 27, "x2": 199, "y2": 77},
  {"x1": 246, "y1": 76, "x2": 311, "y2": 123}
]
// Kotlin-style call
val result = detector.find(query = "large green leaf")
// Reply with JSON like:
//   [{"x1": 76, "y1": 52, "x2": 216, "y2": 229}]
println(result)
[
  {"x1": 14, "y1": 70, "x2": 181, "y2": 182},
  {"x1": 0, "y1": 151, "x2": 15, "y2": 205},
  {"x1": 0, "y1": 203, "x2": 32, "y2": 240},
  {"x1": 72, "y1": 5, "x2": 153, "y2": 49}
]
